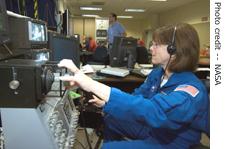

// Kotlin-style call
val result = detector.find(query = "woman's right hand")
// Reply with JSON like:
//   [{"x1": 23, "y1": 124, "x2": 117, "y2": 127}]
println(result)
[
  {"x1": 58, "y1": 59, "x2": 93, "y2": 92},
  {"x1": 58, "y1": 59, "x2": 111, "y2": 103},
  {"x1": 58, "y1": 59, "x2": 79, "y2": 73}
]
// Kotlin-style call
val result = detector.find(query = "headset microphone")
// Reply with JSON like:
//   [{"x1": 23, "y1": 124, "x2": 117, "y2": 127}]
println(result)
[
  {"x1": 167, "y1": 26, "x2": 177, "y2": 55},
  {"x1": 158, "y1": 26, "x2": 177, "y2": 90}
]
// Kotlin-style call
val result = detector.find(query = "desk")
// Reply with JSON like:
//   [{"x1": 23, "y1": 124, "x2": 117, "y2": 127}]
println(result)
[
  {"x1": 91, "y1": 74, "x2": 145, "y2": 93},
  {"x1": 195, "y1": 67, "x2": 210, "y2": 80}
]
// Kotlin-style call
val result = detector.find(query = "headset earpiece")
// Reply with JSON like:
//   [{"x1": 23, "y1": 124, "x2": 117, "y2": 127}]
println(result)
[{"x1": 167, "y1": 26, "x2": 177, "y2": 55}]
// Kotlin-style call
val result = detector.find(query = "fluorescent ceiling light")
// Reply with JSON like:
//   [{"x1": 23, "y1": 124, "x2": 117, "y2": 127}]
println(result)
[
  {"x1": 82, "y1": 14, "x2": 100, "y2": 18},
  {"x1": 125, "y1": 9, "x2": 145, "y2": 12},
  {"x1": 148, "y1": 0, "x2": 167, "y2": 1},
  {"x1": 117, "y1": 16, "x2": 133, "y2": 19},
  {"x1": 80, "y1": 7, "x2": 102, "y2": 11}
]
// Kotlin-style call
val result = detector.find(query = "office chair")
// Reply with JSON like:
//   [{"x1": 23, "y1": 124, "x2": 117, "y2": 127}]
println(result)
[
  {"x1": 189, "y1": 78, "x2": 210, "y2": 149},
  {"x1": 136, "y1": 46, "x2": 151, "y2": 64},
  {"x1": 87, "y1": 45, "x2": 109, "y2": 65}
]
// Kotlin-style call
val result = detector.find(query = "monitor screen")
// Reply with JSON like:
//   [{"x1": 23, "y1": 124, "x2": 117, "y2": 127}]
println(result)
[
  {"x1": 109, "y1": 36, "x2": 137, "y2": 68},
  {"x1": 96, "y1": 29, "x2": 107, "y2": 37},
  {"x1": 8, "y1": 17, "x2": 48, "y2": 49},
  {"x1": 28, "y1": 21, "x2": 46, "y2": 42},
  {"x1": 48, "y1": 32, "x2": 80, "y2": 68}
]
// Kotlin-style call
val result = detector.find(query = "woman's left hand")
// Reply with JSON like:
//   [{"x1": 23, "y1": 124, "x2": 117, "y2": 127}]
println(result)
[{"x1": 89, "y1": 95, "x2": 106, "y2": 107}]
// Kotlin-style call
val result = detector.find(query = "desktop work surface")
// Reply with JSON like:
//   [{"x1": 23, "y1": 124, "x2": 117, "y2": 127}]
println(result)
[{"x1": 89, "y1": 73, "x2": 146, "y2": 93}]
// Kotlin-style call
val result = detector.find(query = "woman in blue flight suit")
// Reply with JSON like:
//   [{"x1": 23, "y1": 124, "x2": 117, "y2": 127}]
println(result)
[{"x1": 58, "y1": 23, "x2": 209, "y2": 149}]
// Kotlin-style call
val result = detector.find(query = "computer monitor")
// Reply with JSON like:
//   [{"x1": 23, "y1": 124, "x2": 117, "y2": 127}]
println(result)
[
  {"x1": 96, "y1": 29, "x2": 107, "y2": 37},
  {"x1": 48, "y1": 32, "x2": 80, "y2": 68},
  {"x1": 0, "y1": 0, "x2": 9, "y2": 44},
  {"x1": 109, "y1": 36, "x2": 137, "y2": 69},
  {"x1": 8, "y1": 17, "x2": 48, "y2": 49}
]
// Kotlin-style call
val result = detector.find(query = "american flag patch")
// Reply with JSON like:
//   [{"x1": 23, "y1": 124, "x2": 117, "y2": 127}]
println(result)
[{"x1": 174, "y1": 85, "x2": 199, "y2": 97}]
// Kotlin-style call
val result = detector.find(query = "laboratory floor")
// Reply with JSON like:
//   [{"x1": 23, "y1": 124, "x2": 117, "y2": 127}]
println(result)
[
  {"x1": 74, "y1": 128, "x2": 210, "y2": 149},
  {"x1": 74, "y1": 127, "x2": 103, "y2": 149}
]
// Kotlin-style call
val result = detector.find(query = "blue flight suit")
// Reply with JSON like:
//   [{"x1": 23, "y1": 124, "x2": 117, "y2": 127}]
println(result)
[{"x1": 102, "y1": 67, "x2": 209, "y2": 149}]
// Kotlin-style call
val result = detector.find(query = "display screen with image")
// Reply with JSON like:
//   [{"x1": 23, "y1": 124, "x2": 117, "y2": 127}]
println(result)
[
  {"x1": 96, "y1": 29, "x2": 107, "y2": 37},
  {"x1": 28, "y1": 21, "x2": 46, "y2": 42},
  {"x1": 48, "y1": 32, "x2": 80, "y2": 68}
]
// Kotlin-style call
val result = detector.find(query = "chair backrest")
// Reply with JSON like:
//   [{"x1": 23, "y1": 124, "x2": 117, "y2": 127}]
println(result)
[
  {"x1": 136, "y1": 46, "x2": 150, "y2": 64},
  {"x1": 92, "y1": 46, "x2": 109, "y2": 63},
  {"x1": 201, "y1": 79, "x2": 210, "y2": 94}
]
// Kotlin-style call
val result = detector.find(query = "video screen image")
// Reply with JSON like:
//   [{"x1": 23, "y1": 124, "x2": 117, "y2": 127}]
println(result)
[
  {"x1": 29, "y1": 21, "x2": 46, "y2": 42},
  {"x1": 96, "y1": 30, "x2": 107, "y2": 37}
]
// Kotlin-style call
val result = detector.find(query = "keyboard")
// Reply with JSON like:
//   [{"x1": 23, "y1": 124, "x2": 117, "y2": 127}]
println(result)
[{"x1": 100, "y1": 67, "x2": 130, "y2": 77}]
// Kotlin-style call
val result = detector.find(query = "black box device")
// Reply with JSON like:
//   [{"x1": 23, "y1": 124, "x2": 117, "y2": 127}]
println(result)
[{"x1": 0, "y1": 59, "x2": 54, "y2": 108}]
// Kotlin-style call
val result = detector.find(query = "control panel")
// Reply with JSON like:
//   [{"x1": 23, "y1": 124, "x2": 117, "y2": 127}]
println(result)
[
  {"x1": 0, "y1": 72, "x2": 80, "y2": 149},
  {"x1": 38, "y1": 90, "x2": 79, "y2": 149}
]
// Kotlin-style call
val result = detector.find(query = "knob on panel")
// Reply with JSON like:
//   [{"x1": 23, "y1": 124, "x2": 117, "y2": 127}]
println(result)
[
  {"x1": 9, "y1": 67, "x2": 20, "y2": 90},
  {"x1": 9, "y1": 80, "x2": 20, "y2": 90}
]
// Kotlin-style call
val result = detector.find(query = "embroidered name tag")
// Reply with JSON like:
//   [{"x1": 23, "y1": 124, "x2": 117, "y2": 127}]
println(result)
[{"x1": 174, "y1": 85, "x2": 199, "y2": 97}]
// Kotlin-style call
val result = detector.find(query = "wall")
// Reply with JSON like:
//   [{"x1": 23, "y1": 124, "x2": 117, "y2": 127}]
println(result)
[
  {"x1": 192, "y1": 23, "x2": 210, "y2": 49},
  {"x1": 119, "y1": 18, "x2": 145, "y2": 39},
  {"x1": 71, "y1": 15, "x2": 159, "y2": 46},
  {"x1": 70, "y1": 0, "x2": 209, "y2": 48},
  {"x1": 119, "y1": 13, "x2": 160, "y2": 45},
  {"x1": 72, "y1": 17, "x2": 146, "y2": 40},
  {"x1": 72, "y1": 17, "x2": 96, "y2": 43},
  {"x1": 159, "y1": 0, "x2": 209, "y2": 25},
  {"x1": 159, "y1": 0, "x2": 210, "y2": 48}
]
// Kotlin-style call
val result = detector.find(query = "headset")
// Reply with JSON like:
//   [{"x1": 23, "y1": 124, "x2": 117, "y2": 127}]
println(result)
[
  {"x1": 157, "y1": 26, "x2": 177, "y2": 90},
  {"x1": 167, "y1": 26, "x2": 177, "y2": 55}
]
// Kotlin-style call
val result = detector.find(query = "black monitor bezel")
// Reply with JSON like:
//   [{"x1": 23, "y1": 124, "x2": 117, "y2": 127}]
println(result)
[
  {"x1": 109, "y1": 36, "x2": 137, "y2": 68},
  {"x1": 48, "y1": 32, "x2": 80, "y2": 68}
]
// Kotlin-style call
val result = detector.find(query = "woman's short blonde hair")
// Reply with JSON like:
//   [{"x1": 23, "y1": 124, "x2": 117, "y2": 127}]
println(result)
[{"x1": 152, "y1": 23, "x2": 200, "y2": 72}]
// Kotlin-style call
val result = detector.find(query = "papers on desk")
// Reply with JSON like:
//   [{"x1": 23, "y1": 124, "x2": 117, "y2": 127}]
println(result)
[
  {"x1": 140, "y1": 69, "x2": 152, "y2": 76},
  {"x1": 80, "y1": 64, "x2": 94, "y2": 74},
  {"x1": 131, "y1": 68, "x2": 152, "y2": 77},
  {"x1": 139, "y1": 64, "x2": 153, "y2": 68},
  {"x1": 100, "y1": 67, "x2": 130, "y2": 77},
  {"x1": 90, "y1": 65, "x2": 106, "y2": 71},
  {"x1": 80, "y1": 64, "x2": 107, "y2": 74}
]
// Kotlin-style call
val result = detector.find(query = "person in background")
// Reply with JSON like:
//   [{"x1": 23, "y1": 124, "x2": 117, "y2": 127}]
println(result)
[
  {"x1": 137, "y1": 38, "x2": 145, "y2": 47},
  {"x1": 84, "y1": 36, "x2": 97, "y2": 52},
  {"x1": 107, "y1": 13, "x2": 127, "y2": 49},
  {"x1": 87, "y1": 36, "x2": 97, "y2": 52},
  {"x1": 58, "y1": 23, "x2": 209, "y2": 149}
]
